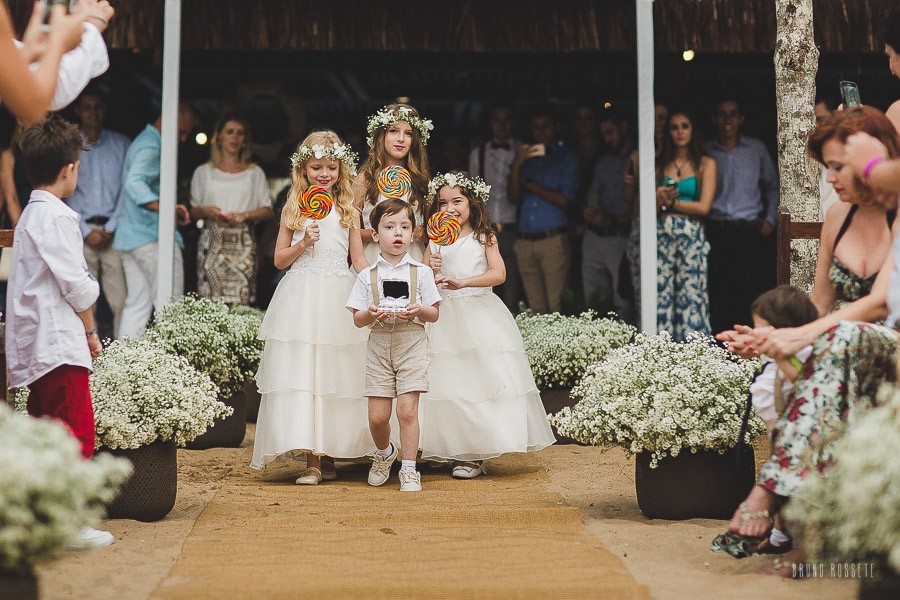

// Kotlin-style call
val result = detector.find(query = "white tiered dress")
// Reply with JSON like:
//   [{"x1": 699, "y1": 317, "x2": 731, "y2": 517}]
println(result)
[
  {"x1": 361, "y1": 192, "x2": 425, "y2": 264},
  {"x1": 420, "y1": 234, "x2": 556, "y2": 461},
  {"x1": 250, "y1": 211, "x2": 373, "y2": 468}
]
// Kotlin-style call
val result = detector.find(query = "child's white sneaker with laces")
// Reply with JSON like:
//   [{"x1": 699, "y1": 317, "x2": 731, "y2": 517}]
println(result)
[
  {"x1": 399, "y1": 467, "x2": 422, "y2": 492},
  {"x1": 368, "y1": 444, "x2": 398, "y2": 486}
]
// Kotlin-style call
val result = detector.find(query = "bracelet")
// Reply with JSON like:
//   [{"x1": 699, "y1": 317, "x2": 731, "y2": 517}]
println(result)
[
  {"x1": 85, "y1": 15, "x2": 109, "y2": 29},
  {"x1": 85, "y1": 328, "x2": 98, "y2": 337},
  {"x1": 863, "y1": 156, "x2": 886, "y2": 181}
]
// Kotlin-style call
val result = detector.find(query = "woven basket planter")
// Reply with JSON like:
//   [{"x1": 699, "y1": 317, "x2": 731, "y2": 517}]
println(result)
[
  {"x1": 104, "y1": 440, "x2": 177, "y2": 522},
  {"x1": 540, "y1": 388, "x2": 585, "y2": 445},
  {"x1": 185, "y1": 390, "x2": 247, "y2": 449},
  {"x1": 0, "y1": 570, "x2": 37, "y2": 600},
  {"x1": 244, "y1": 379, "x2": 261, "y2": 424},
  {"x1": 634, "y1": 446, "x2": 755, "y2": 520}
]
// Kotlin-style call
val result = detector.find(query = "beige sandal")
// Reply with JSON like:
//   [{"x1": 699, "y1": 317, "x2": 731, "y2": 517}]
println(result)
[{"x1": 295, "y1": 467, "x2": 322, "y2": 485}]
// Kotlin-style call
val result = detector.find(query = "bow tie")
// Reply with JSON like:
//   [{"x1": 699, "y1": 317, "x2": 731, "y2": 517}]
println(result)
[{"x1": 491, "y1": 141, "x2": 511, "y2": 150}]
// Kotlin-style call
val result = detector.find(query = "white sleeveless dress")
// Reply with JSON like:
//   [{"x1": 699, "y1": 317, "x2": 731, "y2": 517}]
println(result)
[
  {"x1": 250, "y1": 210, "x2": 372, "y2": 467},
  {"x1": 361, "y1": 192, "x2": 425, "y2": 264},
  {"x1": 421, "y1": 234, "x2": 556, "y2": 461}
]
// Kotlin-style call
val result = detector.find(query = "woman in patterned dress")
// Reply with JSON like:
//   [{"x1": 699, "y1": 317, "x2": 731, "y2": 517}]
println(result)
[
  {"x1": 190, "y1": 112, "x2": 273, "y2": 304},
  {"x1": 719, "y1": 106, "x2": 900, "y2": 549}
]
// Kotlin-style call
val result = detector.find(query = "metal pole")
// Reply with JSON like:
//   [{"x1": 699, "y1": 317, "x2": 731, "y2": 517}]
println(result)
[
  {"x1": 156, "y1": 0, "x2": 181, "y2": 309},
  {"x1": 636, "y1": 0, "x2": 657, "y2": 334}
]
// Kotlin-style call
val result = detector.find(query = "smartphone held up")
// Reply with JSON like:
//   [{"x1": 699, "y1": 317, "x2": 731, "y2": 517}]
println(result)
[{"x1": 840, "y1": 80, "x2": 861, "y2": 109}]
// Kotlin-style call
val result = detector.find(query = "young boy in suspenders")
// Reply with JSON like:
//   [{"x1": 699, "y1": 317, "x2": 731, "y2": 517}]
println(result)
[{"x1": 346, "y1": 199, "x2": 441, "y2": 492}]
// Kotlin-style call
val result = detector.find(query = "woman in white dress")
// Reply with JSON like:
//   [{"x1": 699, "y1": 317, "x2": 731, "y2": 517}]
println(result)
[
  {"x1": 250, "y1": 131, "x2": 371, "y2": 484},
  {"x1": 190, "y1": 113, "x2": 273, "y2": 304},
  {"x1": 421, "y1": 172, "x2": 556, "y2": 478}
]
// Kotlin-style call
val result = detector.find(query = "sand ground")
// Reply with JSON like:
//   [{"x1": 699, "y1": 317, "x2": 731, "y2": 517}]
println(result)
[{"x1": 35, "y1": 426, "x2": 858, "y2": 599}]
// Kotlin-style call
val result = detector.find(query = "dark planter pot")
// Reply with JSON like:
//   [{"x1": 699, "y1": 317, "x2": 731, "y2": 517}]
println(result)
[
  {"x1": 540, "y1": 388, "x2": 585, "y2": 445},
  {"x1": 244, "y1": 379, "x2": 261, "y2": 424},
  {"x1": 185, "y1": 390, "x2": 247, "y2": 449},
  {"x1": 0, "y1": 569, "x2": 37, "y2": 600},
  {"x1": 634, "y1": 446, "x2": 755, "y2": 520},
  {"x1": 104, "y1": 440, "x2": 177, "y2": 522},
  {"x1": 859, "y1": 573, "x2": 900, "y2": 600}
]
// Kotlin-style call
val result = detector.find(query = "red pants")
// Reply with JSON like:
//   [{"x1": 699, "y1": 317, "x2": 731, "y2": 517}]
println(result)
[{"x1": 27, "y1": 364, "x2": 95, "y2": 458}]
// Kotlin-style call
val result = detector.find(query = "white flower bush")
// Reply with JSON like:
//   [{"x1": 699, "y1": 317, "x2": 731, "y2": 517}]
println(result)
[
  {"x1": 86, "y1": 337, "x2": 229, "y2": 449},
  {"x1": 515, "y1": 310, "x2": 636, "y2": 389},
  {"x1": 786, "y1": 384, "x2": 900, "y2": 578},
  {"x1": 148, "y1": 296, "x2": 264, "y2": 397},
  {"x1": 549, "y1": 331, "x2": 763, "y2": 466},
  {"x1": 0, "y1": 404, "x2": 130, "y2": 573}
]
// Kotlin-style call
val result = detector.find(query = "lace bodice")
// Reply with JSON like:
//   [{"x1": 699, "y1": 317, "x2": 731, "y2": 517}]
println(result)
[
  {"x1": 429, "y1": 233, "x2": 492, "y2": 299},
  {"x1": 289, "y1": 209, "x2": 351, "y2": 276}
]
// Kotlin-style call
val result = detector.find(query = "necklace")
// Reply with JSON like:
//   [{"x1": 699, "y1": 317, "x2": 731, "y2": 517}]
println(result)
[{"x1": 674, "y1": 159, "x2": 689, "y2": 178}]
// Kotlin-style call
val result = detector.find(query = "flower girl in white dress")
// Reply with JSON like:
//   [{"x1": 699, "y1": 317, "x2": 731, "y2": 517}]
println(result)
[
  {"x1": 251, "y1": 131, "x2": 373, "y2": 484},
  {"x1": 421, "y1": 172, "x2": 556, "y2": 478}
]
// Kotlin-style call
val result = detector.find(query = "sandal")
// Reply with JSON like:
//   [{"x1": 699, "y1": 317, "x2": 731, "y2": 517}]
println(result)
[
  {"x1": 731, "y1": 500, "x2": 772, "y2": 538},
  {"x1": 295, "y1": 467, "x2": 322, "y2": 485}
]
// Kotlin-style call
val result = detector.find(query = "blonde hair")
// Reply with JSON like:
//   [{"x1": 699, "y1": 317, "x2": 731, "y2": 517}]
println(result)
[
  {"x1": 282, "y1": 130, "x2": 358, "y2": 231},
  {"x1": 360, "y1": 103, "x2": 430, "y2": 219},
  {"x1": 209, "y1": 112, "x2": 253, "y2": 168}
]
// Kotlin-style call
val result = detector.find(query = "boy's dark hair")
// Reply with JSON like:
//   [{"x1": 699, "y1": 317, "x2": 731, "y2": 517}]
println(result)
[
  {"x1": 750, "y1": 285, "x2": 818, "y2": 330},
  {"x1": 884, "y1": 10, "x2": 900, "y2": 51},
  {"x1": 19, "y1": 115, "x2": 83, "y2": 188},
  {"x1": 371, "y1": 198, "x2": 416, "y2": 231}
]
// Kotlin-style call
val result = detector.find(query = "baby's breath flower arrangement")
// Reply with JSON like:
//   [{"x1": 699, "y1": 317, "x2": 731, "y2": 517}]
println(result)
[
  {"x1": 365, "y1": 104, "x2": 434, "y2": 148},
  {"x1": 515, "y1": 310, "x2": 636, "y2": 389},
  {"x1": 0, "y1": 404, "x2": 130, "y2": 573},
  {"x1": 785, "y1": 384, "x2": 900, "y2": 580},
  {"x1": 550, "y1": 331, "x2": 762, "y2": 466},
  {"x1": 148, "y1": 296, "x2": 264, "y2": 397},
  {"x1": 87, "y1": 337, "x2": 229, "y2": 449}
]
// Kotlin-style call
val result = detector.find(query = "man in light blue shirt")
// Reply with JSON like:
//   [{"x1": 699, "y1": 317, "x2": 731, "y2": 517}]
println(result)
[
  {"x1": 113, "y1": 102, "x2": 195, "y2": 337},
  {"x1": 509, "y1": 105, "x2": 579, "y2": 313},
  {"x1": 67, "y1": 88, "x2": 130, "y2": 338},
  {"x1": 706, "y1": 98, "x2": 780, "y2": 334}
]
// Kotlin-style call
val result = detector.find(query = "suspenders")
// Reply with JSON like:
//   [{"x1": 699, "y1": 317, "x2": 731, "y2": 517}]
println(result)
[{"x1": 369, "y1": 264, "x2": 418, "y2": 324}]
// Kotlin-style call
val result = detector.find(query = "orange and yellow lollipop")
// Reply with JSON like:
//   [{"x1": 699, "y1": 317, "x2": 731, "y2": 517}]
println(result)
[
  {"x1": 427, "y1": 211, "x2": 461, "y2": 246},
  {"x1": 377, "y1": 166, "x2": 412, "y2": 199},
  {"x1": 298, "y1": 186, "x2": 333, "y2": 219}
]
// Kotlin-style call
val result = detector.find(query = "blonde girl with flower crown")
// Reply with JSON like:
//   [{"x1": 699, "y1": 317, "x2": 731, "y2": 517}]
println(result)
[
  {"x1": 251, "y1": 130, "x2": 373, "y2": 484},
  {"x1": 421, "y1": 172, "x2": 555, "y2": 478},
  {"x1": 351, "y1": 103, "x2": 433, "y2": 266}
]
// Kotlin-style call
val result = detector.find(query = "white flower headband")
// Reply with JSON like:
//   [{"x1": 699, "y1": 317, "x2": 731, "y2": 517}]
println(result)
[
  {"x1": 290, "y1": 143, "x2": 359, "y2": 176},
  {"x1": 366, "y1": 105, "x2": 434, "y2": 148},
  {"x1": 428, "y1": 172, "x2": 492, "y2": 203}
]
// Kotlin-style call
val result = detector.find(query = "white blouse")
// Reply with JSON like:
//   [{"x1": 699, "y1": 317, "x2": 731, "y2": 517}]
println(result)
[{"x1": 190, "y1": 163, "x2": 272, "y2": 215}]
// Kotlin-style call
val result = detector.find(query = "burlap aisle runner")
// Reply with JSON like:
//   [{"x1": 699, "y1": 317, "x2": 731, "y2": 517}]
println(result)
[{"x1": 153, "y1": 452, "x2": 649, "y2": 599}]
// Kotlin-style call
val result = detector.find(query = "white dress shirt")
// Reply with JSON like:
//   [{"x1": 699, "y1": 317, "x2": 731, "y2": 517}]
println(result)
[
  {"x1": 5, "y1": 190, "x2": 100, "y2": 387},
  {"x1": 468, "y1": 138, "x2": 521, "y2": 225},
  {"x1": 346, "y1": 252, "x2": 441, "y2": 326},
  {"x1": 11, "y1": 23, "x2": 110, "y2": 111}
]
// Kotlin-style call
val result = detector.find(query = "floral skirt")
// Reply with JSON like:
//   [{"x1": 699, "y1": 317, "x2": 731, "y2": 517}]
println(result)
[
  {"x1": 758, "y1": 321, "x2": 898, "y2": 497},
  {"x1": 656, "y1": 216, "x2": 710, "y2": 341},
  {"x1": 197, "y1": 222, "x2": 256, "y2": 304}
]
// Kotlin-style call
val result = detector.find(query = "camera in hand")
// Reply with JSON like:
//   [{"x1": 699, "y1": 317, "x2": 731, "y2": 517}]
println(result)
[{"x1": 379, "y1": 280, "x2": 410, "y2": 313}]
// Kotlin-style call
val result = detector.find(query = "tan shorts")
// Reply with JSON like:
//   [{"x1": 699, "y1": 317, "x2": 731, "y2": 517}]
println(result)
[{"x1": 364, "y1": 322, "x2": 430, "y2": 398}]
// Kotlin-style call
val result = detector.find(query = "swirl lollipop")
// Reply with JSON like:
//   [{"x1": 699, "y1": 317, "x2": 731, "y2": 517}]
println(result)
[
  {"x1": 298, "y1": 186, "x2": 333, "y2": 220},
  {"x1": 427, "y1": 211, "x2": 461, "y2": 246},
  {"x1": 377, "y1": 166, "x2": 412, "y2": 199}
]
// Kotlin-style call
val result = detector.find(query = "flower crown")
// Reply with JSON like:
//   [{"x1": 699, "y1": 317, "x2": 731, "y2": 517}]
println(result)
[
  {"x1": 428, "y1": 172, "x2": 492, "y2": 203},
  {"x1": 366, "y1": 105, "x2": 434, "y2": 148},
  {"x1": 290, "y1": 143, "x2": 359, "y2": 176}
]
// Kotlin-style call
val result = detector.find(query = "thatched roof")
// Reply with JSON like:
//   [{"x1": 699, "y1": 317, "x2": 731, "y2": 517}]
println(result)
[{"x1": 7, "y1": 0, "x2": 895, "y2": 53}]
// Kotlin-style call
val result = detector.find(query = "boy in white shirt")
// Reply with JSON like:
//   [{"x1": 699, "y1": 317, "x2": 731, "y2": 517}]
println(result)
[
  {"x1": 346, "y1": 199, "x2": 441, "y2": 492},
  {"x1": 5, "y1": 115, "x2": 111, "y2": 549}
]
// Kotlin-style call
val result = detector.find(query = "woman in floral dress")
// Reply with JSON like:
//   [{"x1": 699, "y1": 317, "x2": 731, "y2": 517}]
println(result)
[{"x1": 719, "y1": 106, "x2": 900, "y2": 545}]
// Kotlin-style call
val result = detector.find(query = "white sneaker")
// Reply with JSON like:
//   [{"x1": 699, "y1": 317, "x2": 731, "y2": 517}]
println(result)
[
  {"x1": 368, "y1": 444, "x2": 398, "y2": 486},
  {"x1": 399, "y1": 468, "x2": 422, "y2": 492},
  {"x1": 452, "y1": 462, "x2": 487, "y2": 479},
  {"x1": 68, "y1": 526, "x2": 114, "y2": 550}
]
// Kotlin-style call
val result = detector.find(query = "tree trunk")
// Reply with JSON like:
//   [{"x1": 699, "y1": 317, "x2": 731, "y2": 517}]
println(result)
[{"x1": 774, "y1": 0, "x2": 820, "y2": 293}]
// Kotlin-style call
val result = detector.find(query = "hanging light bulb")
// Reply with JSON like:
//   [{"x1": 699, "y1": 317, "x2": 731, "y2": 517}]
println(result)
[{"x1": 682, "y1": 49, "x2": 696, "y2": 62}]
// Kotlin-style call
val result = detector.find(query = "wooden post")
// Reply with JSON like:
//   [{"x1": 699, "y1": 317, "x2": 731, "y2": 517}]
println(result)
[{"x1": 774, "y1": 0, "x2": 820, "y2": 292}]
